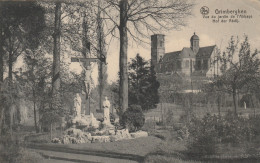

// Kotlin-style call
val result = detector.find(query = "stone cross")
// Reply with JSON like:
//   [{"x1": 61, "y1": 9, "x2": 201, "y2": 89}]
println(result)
[{"x1": 71, "y1": 56, "x2": 106, "y2": 115}]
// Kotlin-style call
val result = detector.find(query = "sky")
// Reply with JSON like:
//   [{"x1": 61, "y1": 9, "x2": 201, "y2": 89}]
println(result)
[
  {"x1": 82, "y1": 0, "x2": 260, "y2": 84},
  {"x1": 51, "y1": 0, "x2": 260, "y2": 85}
]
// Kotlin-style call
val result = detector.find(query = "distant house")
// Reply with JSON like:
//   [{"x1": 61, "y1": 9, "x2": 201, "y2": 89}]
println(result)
[{"x1": 151, "y1": 33, "x2": 221, "y2": 93}]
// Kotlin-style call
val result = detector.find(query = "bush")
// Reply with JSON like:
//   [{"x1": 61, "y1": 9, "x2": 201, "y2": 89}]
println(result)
[
  {"x1": 144, "y1": 155, "x2": 200, "y2": 163},
  {"x1": 0, "y1": 135, "x2": 43, "y2": 163},
  {"x1": 110, "y1": 112, "x2": 116, "y2": 124},
  {"x1": 120, "y1": 105, "x2": 145, "y2": 132},
  {"x1": 183, "y1": 112, "x2": 258, "y2": 157}
]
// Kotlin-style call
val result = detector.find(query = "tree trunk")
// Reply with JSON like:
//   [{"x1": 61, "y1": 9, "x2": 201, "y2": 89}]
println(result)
[
  {"x1": 51, "y1": 2, "x2": 61, "y2": 112},
  {"x1": 0, "y1": 29, "x2": 3, "y2": 83},
  {"x1": 232, "y1": 88, "x2": 238, "y2": 115},
  {"x1": 0, "y1": 11, "x2": 4, "y2": 135},
  {"x1": 119, "y1": 0, "x2": 128, "y2": 114},
  {"x1": 33, "y1": 90, "x2": 38, "y2": 133},
  {"x1": 8, "y1": 53, "x2": 13, "y2": 81},
  {"x1": 97, "y1": 0, "x2": 107, "y2": 111},
  {"x1": 0, "y1": 107, "x2": 4, "y2": 135},
  {"x1": 52, "y1": 2, "x2": 61, "y2": 95},
  {"x1": 217, "y1": 94, "x2": 221, "y2": 116}
]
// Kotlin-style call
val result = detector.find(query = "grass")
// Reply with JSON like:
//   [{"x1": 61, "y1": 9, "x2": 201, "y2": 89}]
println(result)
[
  {"x1": 17, "y1": 102, "x2": 260, "y2": 162},
  {"x1": 24, "y1": 130, "x2": 63, "y2": 143},
  {"x1": 145, "y1": 103, "x2": 260, "y2": 121},
  {"x1": 0, "y1": 133, "x2": 43, "y2": 163},
  {"x1": 144, "y1": 155, "x2": 202, "y2": 163}
]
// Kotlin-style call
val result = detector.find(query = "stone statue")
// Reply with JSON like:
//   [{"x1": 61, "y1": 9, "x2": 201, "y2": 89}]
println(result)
[
  {"x1": 79, "y1": 62, "x2": 93, "y2": 98},
  {"x1": 103, "y1": 96, "x2": 111, "y2": 125},
  {"x1": 74, "y1": 93, "x2": 82, "y2": 117},
  {"x1": 103, "y1": 96, "x2": 111, "y2": 109}
]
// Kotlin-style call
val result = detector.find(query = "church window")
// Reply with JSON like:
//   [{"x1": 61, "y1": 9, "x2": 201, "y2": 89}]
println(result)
[
  {"x1": 185, "y1": 60, "x2": 189, "y2": 68},
  {"x1": 197, "y1": 60, "x2": 201, "y2": 70},
  {"x1": 177, "y1": 60, "x2": 181, "y2": 69},
  {"x1": 203, "y1": 59, "x2": 208, "y2": 69}
]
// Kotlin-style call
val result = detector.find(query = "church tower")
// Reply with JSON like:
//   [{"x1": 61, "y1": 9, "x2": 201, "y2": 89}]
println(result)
[
  {"x1": 190, "y1": 32, "x2": 199, "y2": 54},
  {"x1": 151, "y1": 34, "x2": 165, "y2": 72}
]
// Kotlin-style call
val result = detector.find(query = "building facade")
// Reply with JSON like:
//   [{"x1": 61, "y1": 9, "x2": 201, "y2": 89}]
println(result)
[
  {"x1": 151, "y1": 33, "x2": 221, "y2": 93},
  {"x1": 151, "y1": 33, "x2": 221, "y2": 77}
]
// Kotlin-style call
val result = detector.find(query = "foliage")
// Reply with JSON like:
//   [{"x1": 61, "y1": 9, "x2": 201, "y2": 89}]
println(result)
[
  {"x1": 212, "y1": 36, "x2": 260, "y2": 114},
  {"x1": 144, "y1": 155, "x2": 200, "y2": 163},
  {"x1": 182, "y1": 112, "x2": 258, "y2": 156},
  {"x1": 100, "y1": 0, "x2": 194, "y2": 113},
  {"x1": 128, "y1": 54, "x2": 160, "y2": 110},
  {"x1": 0, "y1": 1, "x2": 46, "y2": 134},
  {"x1": 120, "y1": 105, "x2": 145, "y2": 132},
  {"x1": 0, "y1": 135, "x2": 43, "y2": 163},
  {"x1": 39, "y1": 110, "x2": 62, "y2": 132},
  {"x1": 110, "y1": 112, "x2": 116, "y2": 124},
  {"x1": 0, "y1": 1, "x2": 46, "y2": 50},
  {"x1": 165, "y1": 109, "x2": 175, "y2": 127}
]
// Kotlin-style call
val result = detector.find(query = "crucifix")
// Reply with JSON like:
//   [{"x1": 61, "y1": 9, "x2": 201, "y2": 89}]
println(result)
[
  {"x1": 71, "y1": 56, "x2": 106, "y2": 115},
  {"x1": 71, "y1": 12, "x2": 107, "y2": 115}
]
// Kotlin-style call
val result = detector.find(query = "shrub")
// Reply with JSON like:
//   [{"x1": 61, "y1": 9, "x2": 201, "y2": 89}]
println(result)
[
  {"x1": 183, "y1": 112, "x2": 257, "y2": 157},
  {"x1": 0, "y1": 134, "x2": 43, "y2": 163},
  {"x1": 165, "y1": 109, "x2": 174, "y2": 127},
  {"x1": 144, "y1": 155, "x2": 200, "y2": 163},
  {"x1": 120, "y1": 105, "x2": 145, "y2": 132},
  {"x1": 110, "y1": 112, "x2": 116, "y2": 124}
]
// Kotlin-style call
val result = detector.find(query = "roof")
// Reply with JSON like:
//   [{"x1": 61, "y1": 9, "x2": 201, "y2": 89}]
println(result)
[
  {"x1": 162, "y1": 47, "x2": 195, "y2": 62},
  {"x1": 163, "y1": 51, "x2": 181, "y2": 61},
  {"x1": 196, "y1": 45, "x2": 216, "y2": 58},
  {"x1": 190, "y1": 32, "x2": 199, "y2": 40},
  {"x1": 161, "y1": 45, "x2": 216, "y2": 63}
]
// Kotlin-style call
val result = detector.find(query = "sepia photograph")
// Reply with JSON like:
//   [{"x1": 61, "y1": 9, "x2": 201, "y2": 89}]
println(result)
[{"x1": 0, "y1": 0, "x2": 260, "y2": 162}]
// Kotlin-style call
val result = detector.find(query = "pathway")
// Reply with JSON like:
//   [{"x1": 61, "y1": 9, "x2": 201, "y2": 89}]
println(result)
[{"x1": 26, "y1": 136, "x2": 162, "y2": 163}]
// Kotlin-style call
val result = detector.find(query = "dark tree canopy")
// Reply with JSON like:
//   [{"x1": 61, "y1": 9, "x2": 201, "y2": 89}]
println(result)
[
  {"x1": 1, "y1": 1, "x2": 46, "y2": 50},
  {"x1": 128, "y1": 54, "x2": 160, "y2": 110}
]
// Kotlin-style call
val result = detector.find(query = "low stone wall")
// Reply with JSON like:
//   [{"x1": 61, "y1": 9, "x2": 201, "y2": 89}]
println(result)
[{"x1": 52, "y1": 128, "x2": 148, "y2": 144}]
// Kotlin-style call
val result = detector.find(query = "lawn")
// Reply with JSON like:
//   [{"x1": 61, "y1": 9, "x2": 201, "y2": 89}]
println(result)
[
  {"x1": 18, "y1": 103, "x2": 260, "y2": 163},
  {"x1": 145, "y1": 102, "x2": 260, "y2": 122}
]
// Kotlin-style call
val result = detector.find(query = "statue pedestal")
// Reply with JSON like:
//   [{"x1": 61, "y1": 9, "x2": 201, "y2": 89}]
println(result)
[{"x1": 103, "y1": 107, "x2": 110, "y2": 125}]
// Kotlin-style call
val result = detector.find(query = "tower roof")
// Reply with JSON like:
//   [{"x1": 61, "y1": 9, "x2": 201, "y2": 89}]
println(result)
[{"x1": 190, "y1": 32, "x2": 199, "y2": 41}]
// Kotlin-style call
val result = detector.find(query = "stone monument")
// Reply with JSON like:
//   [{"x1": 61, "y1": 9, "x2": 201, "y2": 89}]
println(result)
[
  {"x1": 74, "y1": 93, "x2": 82, "y2": 117},
  {"x1": 103, "y1": 96, "x2": 111, "y2": 125}
]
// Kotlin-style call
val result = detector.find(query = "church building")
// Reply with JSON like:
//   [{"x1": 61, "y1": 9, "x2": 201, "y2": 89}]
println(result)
[
  {"x1": 151, "y1": 33, "x2": 221, "y2": 94},
  {"x1": 151, "y1": 33, "x2": 220, "y2": 77}
]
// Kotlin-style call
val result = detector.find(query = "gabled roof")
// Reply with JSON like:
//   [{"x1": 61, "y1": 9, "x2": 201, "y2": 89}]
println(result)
[
  {"x1": 163, "y1": 51, "x2": 181, "y2": 61},
  {"x1": 161, "y1": 45, "x2": 216, "y2": 62},
  {"x1": 181, "y1": 47, "x2": 195, "y2": 58},
  {"x1": 196, "y1": 45, "x2": 216, "y2": 58}
]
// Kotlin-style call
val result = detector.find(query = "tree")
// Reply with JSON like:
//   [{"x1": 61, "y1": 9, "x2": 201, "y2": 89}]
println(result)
[
  {"x1": 97, "y1": 0, "x2": 108, "y2": 111},
  {"x1": 18, "y1": 49, "x2": 52, "y2": 133},
  {"x1": 0, "y1": 2, "x2": 45, "y2": 81},
  {"x1": 213, "y1": 36, "x2": 260, "y2": 114},
  {"x1": 128, "y1": 54, "x2": 159, "y2": 110},
  {"x1": 0, "y1": 1, "x2": 45, "y2": 135},
  {"x1": 51, "y1": 2, "x2": 62, "y2": 112},
  {"x1": 100, "y1": 0, "x2": 193, "y2": 113},
  {"x1": 60, "y1": 1, "x2": 103, "y2": 113}
]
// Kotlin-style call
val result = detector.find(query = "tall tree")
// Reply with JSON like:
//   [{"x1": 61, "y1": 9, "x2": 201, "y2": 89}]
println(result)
[
  {"x1": 101, "y1": 0, "x2": 193, "y2": 113},
  {"x1": 51, "y1": 2, "x2": 62, "y2": 112},
  {"x1": 0, "y1": 1, "x2": 45, "y2": 134},
  {"x1": 97, "y1": 0, "x2": 108, "y2": 111},
  {"x1": 214, "y1": 36, "x2": 260, "y2": 114},
  {"x1": 0, "y1": 2, "x2": 45, "y2": 81},
  {"x1": 19, "y1": 50, "x2": 51, "y2": 133},
  {"x1": 128, "y1": 54, "x2": 159, "y2": 110}
]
